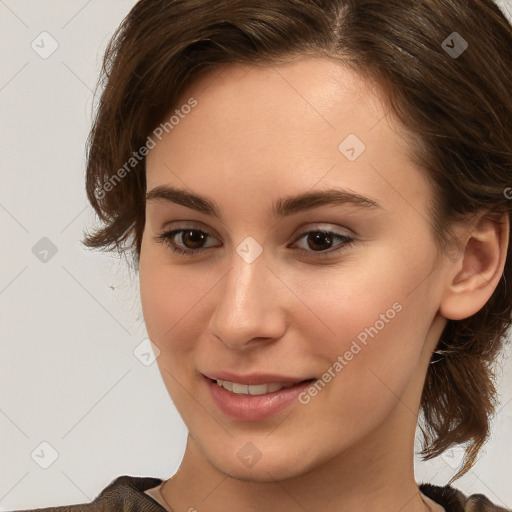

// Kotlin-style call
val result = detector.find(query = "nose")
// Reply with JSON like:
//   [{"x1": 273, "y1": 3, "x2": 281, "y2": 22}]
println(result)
[{"x1": 206, "y1": 246, "x2": 287, "y2": 351}]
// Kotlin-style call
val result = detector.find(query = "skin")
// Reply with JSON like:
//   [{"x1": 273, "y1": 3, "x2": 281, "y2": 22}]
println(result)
[{"x1": 139, "y1": 56, "x2": 508, "y2": 512}]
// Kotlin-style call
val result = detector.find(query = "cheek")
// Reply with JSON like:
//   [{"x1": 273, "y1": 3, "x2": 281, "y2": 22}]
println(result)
[
  {"x1": 139, "y1": 243, "x2": 182, "y2": 346},
  {"x1": 139, "y1": 249, "x2": 217, "y2": 356},
  {"x1": 139, "y1": 261, "x2": 171, "y2": 343},
  {"x1": 291, "y1": 287, "x2": 427, "y2": 444},
  {"x1": 288, "y1": 258, "x2": 409, "y2": 352},
  {"x1": 139, "y1": 239, "x2": 178, "y2": 325},
  {"x1": 292, "y1": 245, "x2": 436, "y2": 391}
]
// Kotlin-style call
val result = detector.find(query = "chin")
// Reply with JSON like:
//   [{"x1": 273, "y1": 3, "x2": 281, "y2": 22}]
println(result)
[
  {"x1": 217, "y1": 459, "x2": 310, "y2": 484},
  {"x1": 202, "y1": 439, "x2": 320, "y2": 483}
]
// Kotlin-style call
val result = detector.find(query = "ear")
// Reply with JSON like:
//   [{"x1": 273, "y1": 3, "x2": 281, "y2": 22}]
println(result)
[{"x1": 439, "y1": 211, "x2": 510, "y2": 321}]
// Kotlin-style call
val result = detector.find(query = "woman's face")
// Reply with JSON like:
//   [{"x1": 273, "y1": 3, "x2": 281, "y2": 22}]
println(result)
[{"x1": 140, "y1": 56, "x2": 453, "y2": 481}]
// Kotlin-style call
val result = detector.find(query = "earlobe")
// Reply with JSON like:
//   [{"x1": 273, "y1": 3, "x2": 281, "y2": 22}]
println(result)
[{"x1": 439, "y1": 212, "x2": 509, "y2": 321}]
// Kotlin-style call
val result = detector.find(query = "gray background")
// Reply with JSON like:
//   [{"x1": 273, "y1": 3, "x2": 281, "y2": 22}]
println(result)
[{"x1": 1, "y1": 1, "x2": 511, "y2": 509}]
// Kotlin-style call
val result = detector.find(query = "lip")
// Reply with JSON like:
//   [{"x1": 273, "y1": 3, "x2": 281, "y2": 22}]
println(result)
[
  {"x1": 203, "y1": 374, "x2": 315, "y2": 422},
  {"x1": 203, "y1": 371, "x2": 311, "y2": 385}
]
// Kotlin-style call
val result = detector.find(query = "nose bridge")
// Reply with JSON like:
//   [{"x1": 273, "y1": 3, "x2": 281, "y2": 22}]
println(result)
[{"x1": 208, "y1": 240, "x2": 285, "y2": 348}]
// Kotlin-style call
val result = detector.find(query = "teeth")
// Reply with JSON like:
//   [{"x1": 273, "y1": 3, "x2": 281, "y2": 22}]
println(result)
[
  {"x1": 216, "y1": 379, "x2": 296, "y2": 395},
  {"x1": 232, "y1": 382, "x2": 248, "y2": 394}
]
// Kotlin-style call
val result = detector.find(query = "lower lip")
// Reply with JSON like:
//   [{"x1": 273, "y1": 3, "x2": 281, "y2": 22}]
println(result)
[{"x1": 205, "y1": 377, "x2": 314, "y2": 421}]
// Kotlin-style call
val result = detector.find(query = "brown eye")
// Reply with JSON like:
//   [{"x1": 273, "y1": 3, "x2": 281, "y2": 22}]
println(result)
[
  {"x1": 306, "y1": 232, "x2": 335, "y2": 251},
  {"x1": 156, "y1": 228, "x2": 220, "y2": 255},
  {"x1": 292, "y1": 230, "x2": 355, "y2": 257},
  {"x1": 180, "y1": 230, "x2": 208, "y2": 250}
]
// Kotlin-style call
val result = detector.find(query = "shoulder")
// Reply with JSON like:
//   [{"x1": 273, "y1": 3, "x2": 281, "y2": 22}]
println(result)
[
  {"x1": 10, "y1": 475, "x2": 165, "y2": 512},
  {"x1": 420, "y1": 483, "x2": 511, "y2": 512},
  {"x1": 96, "y1": 474, "x2": 164, "y2": 499}
]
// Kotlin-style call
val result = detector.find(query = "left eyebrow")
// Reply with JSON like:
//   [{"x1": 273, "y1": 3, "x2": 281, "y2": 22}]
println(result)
[{"x1": 145, "y1": 185, "x2": 383, "y2": 220}]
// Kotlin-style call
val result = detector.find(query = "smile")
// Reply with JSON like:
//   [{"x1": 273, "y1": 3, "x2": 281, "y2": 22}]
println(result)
[
  {"x1": 204, "y1": 375, "x2": 316, "y2": 421},
  {"x1": 215, "y1": 379, "x2": 297, "y2": 395}
]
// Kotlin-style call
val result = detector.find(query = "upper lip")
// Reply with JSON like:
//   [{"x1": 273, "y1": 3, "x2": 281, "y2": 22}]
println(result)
[{"x1": 203, "y1": 371, "x2": 314, "y2": 385}]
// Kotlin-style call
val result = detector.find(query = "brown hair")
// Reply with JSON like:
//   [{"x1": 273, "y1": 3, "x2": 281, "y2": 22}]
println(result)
[{"x1": 82, "y1": 0, "x2": 512, "y2": 480}]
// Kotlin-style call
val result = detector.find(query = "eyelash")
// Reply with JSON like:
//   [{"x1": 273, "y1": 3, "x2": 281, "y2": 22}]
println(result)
[{"x1": 155, "y1": 226, "x2": 356, "y2": 258}]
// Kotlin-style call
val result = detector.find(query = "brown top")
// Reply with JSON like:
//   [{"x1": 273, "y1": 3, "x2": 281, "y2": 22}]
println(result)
[{"x1": 11, "y1": 475, "x2": 511, "y2": 512}]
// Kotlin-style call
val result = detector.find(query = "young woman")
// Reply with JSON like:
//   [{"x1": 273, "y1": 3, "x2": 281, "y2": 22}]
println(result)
[{"x1": 15, "y1": 0, "x2": 512, "y2": 510}]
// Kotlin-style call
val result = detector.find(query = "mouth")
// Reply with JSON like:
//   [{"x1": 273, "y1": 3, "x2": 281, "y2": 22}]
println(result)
[
  {"x1": 209, "y1": 378, "x2": 315, "y2": 396},
  {"x1": 202, "y1": 373, "x2": 317, "y2": 421}
]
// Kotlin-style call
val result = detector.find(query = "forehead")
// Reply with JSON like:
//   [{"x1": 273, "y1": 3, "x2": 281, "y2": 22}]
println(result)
[
  {"x1": 148, "y1": 56, "x2": 388, "y2": 153},
  {"x1": 145, "y1": 56, "x2": 430, "y2": 219}
]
